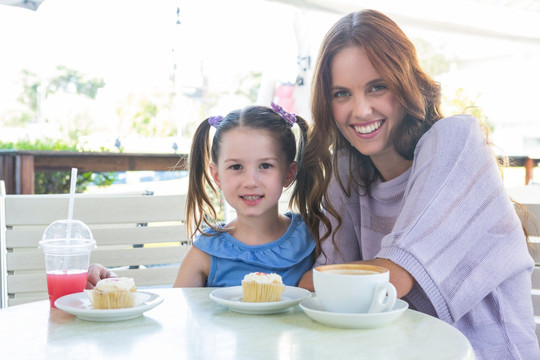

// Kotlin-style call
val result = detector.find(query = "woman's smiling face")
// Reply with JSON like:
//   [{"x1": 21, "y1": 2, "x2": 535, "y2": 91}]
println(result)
[{"x1": 330, "y1": 46, "x2": 406, "y2": 167}]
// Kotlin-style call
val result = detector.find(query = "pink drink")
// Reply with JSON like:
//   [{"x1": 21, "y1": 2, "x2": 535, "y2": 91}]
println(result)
[{"x1": 47, "y1": 270, "x2": 88, "y2": 308}]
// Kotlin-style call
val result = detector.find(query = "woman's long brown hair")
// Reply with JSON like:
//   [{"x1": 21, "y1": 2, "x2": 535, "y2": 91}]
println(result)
[
  {"x1": 292, "y1": 9, "x2": 443, "y2": 258},
  {"x1": 293, "y1": 9, "x2": 530, "y2": 258}
]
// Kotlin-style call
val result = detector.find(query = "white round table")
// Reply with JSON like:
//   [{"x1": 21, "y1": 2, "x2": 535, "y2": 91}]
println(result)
[{"x1": 0, "y1": 287, "x2": 475, "y2": 359}]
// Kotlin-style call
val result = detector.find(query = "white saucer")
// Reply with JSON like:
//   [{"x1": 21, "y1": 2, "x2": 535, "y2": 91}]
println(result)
[
  {"x1": 55, "y1": 291, "x2": 163, "y2": 321},
  {"x1": 210, "y1": 285, "x2": 311, "y2": 315},
  {"x1": 299, "y1": 297, "x2": 408, "y2": 329}
]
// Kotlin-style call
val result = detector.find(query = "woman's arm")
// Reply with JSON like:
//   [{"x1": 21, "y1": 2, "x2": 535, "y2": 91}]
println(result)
[
  {"x1": 361, "y1": 258, "x2": 414, "y2": 298},
  {"x1": 298, "y1": 270, "x2": 313, "y2": 291},
  {"x1": 173, "y1": 246, "x2": 211, "y2": 287},
  {"x1": 297, "y1": 258, "x2": 414, "y2": 297}
]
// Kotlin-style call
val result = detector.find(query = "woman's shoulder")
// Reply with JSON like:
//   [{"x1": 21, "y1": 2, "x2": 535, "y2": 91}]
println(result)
[
  {"x1": 417, "y1": 114, "x2": 484, "y2": 154},
  {"x1": 431, "y1": 114, "x2": 479, "y2": 135},
  {"x1": 426, "y1": 114, "x2": 480, "y2": 138}
]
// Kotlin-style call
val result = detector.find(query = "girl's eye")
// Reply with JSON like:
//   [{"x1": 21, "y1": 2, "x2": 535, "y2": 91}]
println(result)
[
  {"x1": 333, "y1": 90, "x2": 349, "y2": 98},
  {"x1": 230, "y1": 164, "x2": 242, "y2": 170},
  {"x1": 260, "y1": 163, "x2": 272, "y2": 169}
]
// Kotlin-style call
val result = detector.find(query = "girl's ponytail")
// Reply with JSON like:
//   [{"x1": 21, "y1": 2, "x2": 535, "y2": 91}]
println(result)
[{"x1": 185, "y1": 118, "x2": 219, "y2": 240}]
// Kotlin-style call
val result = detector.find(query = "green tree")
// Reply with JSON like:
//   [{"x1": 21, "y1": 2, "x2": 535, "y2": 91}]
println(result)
[
  {"x1": 11, "y1": 66, "x2": 105, "y2": 126},
  {"x1": 48, "y1": 65, "x2": 105, "y2": 99},
  {"x1": 116, "y1": 92, "x2": 177, "y2": 137},
  {"x1": 414, "y1": 38, "x2": 456, "y2": 77},
  {"x1": 17, "y1": 69, "x2": 40, "y2": 113},
  {"x1": 442, "y1": 88, "x2": 493, "y2": 133},
  {"x1": 233, "y1": 71, "x2": 262, "y2": 103}
]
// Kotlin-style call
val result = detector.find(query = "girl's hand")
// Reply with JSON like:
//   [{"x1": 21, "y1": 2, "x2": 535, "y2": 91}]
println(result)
[{"x1": 86, "y1": 263, "x2": 117, "y2": 289}]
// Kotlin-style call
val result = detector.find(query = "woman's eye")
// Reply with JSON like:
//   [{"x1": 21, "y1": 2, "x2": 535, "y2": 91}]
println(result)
[
  {"x1": 260, "y1": 163, "x2": 272, "y2": 169},
  {"x1": 230, "y1": 164, "x2": 242, "y2": 170},
  {"x1": 333, "y1": 90, "x2": 349, "y2": 98},
  {"x1": 369, "y1": 84, "x2": 387, "y2": 93}
]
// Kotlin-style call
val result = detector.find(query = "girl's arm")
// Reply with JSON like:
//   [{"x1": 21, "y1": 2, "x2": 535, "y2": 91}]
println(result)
[{"x1": 173, "y1": 246, "x2": 211, "y2": 287}]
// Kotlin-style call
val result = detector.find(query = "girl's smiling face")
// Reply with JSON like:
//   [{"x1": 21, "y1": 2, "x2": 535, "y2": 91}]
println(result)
[
  {"x1": 330, "y1": 46, "x2": 407, "y2": 171},
  {"x1": 209, "y1": 127, "x2": 297, "y2": 219}
]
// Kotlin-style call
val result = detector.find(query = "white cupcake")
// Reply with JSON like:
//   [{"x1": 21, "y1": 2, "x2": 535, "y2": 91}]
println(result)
[
  {"x1": 241, "y1": 272, "x2": 285, "y2": 302},
  {"x1": 86, "y1": 277, "x2": 141, "y2": 309}
]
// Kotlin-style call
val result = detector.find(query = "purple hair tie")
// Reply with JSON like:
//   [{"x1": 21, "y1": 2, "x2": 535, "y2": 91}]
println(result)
[
  {"x1": 208, "y1": 115, "x2": 223, "y2": 128},
  {"x1": 271, "y1": 101, "x2": 296, "y2": 127}
]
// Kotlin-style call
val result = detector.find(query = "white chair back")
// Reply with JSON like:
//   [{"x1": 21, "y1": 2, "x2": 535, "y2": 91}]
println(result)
[{"x1": 0, "y1": 180, "x2": 189, "y2": 307}]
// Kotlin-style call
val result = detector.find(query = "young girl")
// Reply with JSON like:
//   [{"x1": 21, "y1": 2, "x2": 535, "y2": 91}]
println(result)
[
  {"x1": 293, "y1": 9, "x2": 539, "y2": 359},
  {"x1": 173, "y1": 103, "x2": 314, "y2": 287}
]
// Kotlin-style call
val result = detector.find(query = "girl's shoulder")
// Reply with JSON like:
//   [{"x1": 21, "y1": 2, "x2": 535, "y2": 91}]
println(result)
[
  {"x1": 285, "y1": 212, "x2": 314, "y2": 242},
  {"x1": 193, "y1": 212, "x2": 314, "y2": 269}
]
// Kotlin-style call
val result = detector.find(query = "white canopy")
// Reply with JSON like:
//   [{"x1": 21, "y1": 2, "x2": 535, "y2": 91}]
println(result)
[{"x1": 0, "y1": 0, "x2": 45, "y2": 11}]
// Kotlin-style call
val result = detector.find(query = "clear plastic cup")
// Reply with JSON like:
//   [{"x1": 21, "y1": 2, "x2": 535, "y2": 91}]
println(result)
[{"x1": 39, "y1": 220, "x2": 96, "y2": 308}]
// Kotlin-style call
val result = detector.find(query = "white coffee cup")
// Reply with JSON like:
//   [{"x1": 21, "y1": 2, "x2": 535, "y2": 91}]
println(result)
[{"x1": 313, "y1": 264, "x2": 397, "y2": 314}]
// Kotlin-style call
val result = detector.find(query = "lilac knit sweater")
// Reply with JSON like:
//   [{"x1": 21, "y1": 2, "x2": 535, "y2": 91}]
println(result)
[{"x1": 316, "y1": 115, "x2": 539, "y2": 359}]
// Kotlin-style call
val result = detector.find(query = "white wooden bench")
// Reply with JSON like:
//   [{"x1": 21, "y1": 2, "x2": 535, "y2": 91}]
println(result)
[{"x1": 0, "y1": 180, "x2": 189, "y2": 307}]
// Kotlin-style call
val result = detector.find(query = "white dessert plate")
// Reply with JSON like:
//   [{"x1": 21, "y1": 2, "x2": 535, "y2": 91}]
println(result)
[
  {"x1": 55, "y1": 291, "x2": 163, "y2": 321},
  {"x1": 299, "y1": 297, "x2": 408, "y2": 329},
  {"x1": 209, "y1": 285, "x2": 311, "y2": 315}
]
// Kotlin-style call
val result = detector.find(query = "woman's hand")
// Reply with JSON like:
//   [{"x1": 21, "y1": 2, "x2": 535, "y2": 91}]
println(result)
[
  {"x1": 86, "y1": 263, "x2": 117, "y2": 289},
  {"x1": 298, "y1": 270, "x2": 314, "y2": 291},
  {"x1": 361, "y1": 258, "x2": 415, "y2": 298},
  {"x1": 298, "y1": 258, "x2": 414, "y2": 297}
]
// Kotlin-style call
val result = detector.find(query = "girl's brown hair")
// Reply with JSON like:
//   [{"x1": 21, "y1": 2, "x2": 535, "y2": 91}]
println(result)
[{"x1": 186, "y1": 105, "x2": 309, "y2": 240}]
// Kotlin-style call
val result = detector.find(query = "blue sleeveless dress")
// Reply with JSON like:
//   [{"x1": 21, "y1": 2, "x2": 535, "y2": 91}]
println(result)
[{"x1": 193, "y1": 212, "x2": 314, "y2": 287}]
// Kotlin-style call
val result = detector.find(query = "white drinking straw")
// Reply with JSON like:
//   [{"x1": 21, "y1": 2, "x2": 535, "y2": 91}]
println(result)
[
  {"x1": 67, "y1": 167, "x2": 78, "y2": 221},
  {"x1": 66, "y1": 168, "x2": 78, "y2": 239}
]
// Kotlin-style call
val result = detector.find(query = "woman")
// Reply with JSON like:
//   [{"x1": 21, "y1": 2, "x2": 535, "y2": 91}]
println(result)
[{"x1": 293, "y1": 9, "x2": 539, "y2": 359}]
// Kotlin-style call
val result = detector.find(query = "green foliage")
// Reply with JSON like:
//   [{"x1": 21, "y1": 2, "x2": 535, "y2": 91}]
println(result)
[
  {"x1": 35, "y1": 171, "x2": 115, "y2": 194},
  {"x1": 48, "y1": 65, "x2": 105, "y2": 99},
  {"x1": 414, "y1": 39, "x2": 494, "y2": 134},
  {"x1": 115, "y1": 92, "x2": 177, "y2": 137},
  {"x1": 17, "y1": 69, "x2": 40, "y2": 113},
  {"x1": 1, "y1": 139, "x2": 116, "y2": 194},
  {"x1": 0, "y1": 138, "x2": 76, "y2": 151},
  {"x1": 233, "y1": 71, "x2": 262, "y2": 103},
  {"x1": 414, "y1": 38, "x2": 455, "y2": 77},
  {"x1": 12, "y1": 65, "x2": 105, "y2": 126},
  {"x1": 442, "y1": 88, "x2": 494, "y2": 133},
  {"x1": 132, "y1": 99, "x2": 159, "y2": 133}
]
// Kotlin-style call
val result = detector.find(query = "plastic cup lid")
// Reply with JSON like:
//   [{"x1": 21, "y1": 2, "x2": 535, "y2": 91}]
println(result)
[{"x1": 39, "y1": 219, "x2": 96, "y2": 253}]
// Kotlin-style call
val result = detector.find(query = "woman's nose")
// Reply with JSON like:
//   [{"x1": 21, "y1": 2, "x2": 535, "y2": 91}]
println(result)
[{"x1": 353, "y1": 96, "x2": 373, "y2": 118}]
